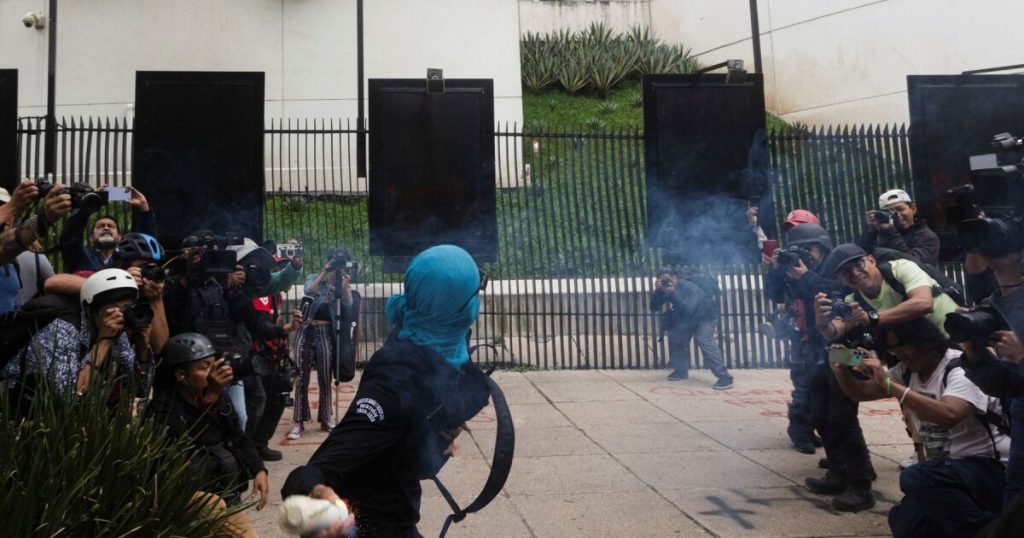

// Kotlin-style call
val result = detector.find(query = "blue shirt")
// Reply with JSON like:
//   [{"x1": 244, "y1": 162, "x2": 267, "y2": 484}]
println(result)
[{"x1": 0, "y1": 263, "x2": 21, "y2": 314}]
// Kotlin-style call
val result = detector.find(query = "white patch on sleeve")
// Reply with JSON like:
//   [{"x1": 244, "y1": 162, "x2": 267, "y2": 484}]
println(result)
[{"x1": 354, "y1": 397, "x2": 385, "y2": 423}]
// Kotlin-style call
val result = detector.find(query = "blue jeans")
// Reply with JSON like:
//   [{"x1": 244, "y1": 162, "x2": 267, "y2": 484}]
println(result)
[
  {"x1": 225, "y1": 382, "x2": 247, "y2": 431},
  {"x1": 889, "y1": 456, "x2": 1004, "y2": 538},
  {"x1": 1005, "y1": 398, "x2": 1024, "y2": 506}
]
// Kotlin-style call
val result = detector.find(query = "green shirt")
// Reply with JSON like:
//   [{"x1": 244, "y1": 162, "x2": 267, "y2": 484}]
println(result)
[{"x1": 845, "y1": 259, "x2": 958, "y2": 338}]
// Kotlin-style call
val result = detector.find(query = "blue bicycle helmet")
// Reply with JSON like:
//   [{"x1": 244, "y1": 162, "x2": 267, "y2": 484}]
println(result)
[{"x1": 115, "y1": 232, "x2": 163, "y2": 262}]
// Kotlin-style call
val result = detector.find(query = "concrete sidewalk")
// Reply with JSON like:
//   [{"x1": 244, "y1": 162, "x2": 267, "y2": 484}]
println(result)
[{"x1": 250, "y1": 369, "x2": 906, "y2": 537}]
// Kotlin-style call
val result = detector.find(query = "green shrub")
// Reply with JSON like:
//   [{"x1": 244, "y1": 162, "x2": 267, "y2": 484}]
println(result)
[{"x1": 0, "y1": 378, "x2": 247, "y2": 536}]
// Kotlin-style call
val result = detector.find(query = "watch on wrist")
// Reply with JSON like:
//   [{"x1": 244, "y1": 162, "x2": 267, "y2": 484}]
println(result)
[{"x1": 868, "y1": 310, "x2": 880, "y2": 328}]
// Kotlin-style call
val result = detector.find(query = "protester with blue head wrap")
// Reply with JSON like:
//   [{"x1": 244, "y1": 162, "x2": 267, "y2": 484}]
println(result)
[
  {"x1": 283, "y1": 245, "x2": 494, "y2": 536},
  {"x1": 385, "y1": 244, "x2": 482, "y2": 369}
]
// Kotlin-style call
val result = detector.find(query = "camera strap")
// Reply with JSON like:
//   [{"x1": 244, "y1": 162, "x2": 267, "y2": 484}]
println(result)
[{"x1": 432, "y1": 369, "x2": 515, "y2": 538}]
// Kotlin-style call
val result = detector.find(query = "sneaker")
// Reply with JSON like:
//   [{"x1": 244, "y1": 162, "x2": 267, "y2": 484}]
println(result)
[
  {"x1": 811, "y1": 434, "x2": 823, "y2": 448},
  {"x1": 666, "y1": 370, "x2": 689, "y2": 381},
  {"x1": 791, "y1": 438, "x2": 816, "y2": 455},
  {"x1": 258, "y1": 446, "x2": 283, "y2": 462},
  {"x1": 899, "y1": 453, "x2": 919, "y2": 470},
  {"x1": 320, "y1": 419, "x2": 336, "y2": 432},
  {"x1": 818, "y1": 458, "x2": 831, "y2": 470},
  {"x1": 805, "y1": 473, "x2": 848, "y2": 495},
  {"x1": 832, "y1": 487, "x2": 875, "y2": 512},
  {"x1": 712, "y1": 377, "x2": 734, "y2": 390},
  {"x1": 287, "y1": 423, "x2": 304, "y2": 440}
]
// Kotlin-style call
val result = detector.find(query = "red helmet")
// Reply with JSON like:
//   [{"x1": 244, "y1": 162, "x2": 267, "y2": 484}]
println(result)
[{"x1": 782, "y1": 209, "x2": 819, "y2": 231}]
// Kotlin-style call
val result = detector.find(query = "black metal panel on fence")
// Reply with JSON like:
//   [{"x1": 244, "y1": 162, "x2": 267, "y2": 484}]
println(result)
[
  {"x1": 133, "y1": 71, "x2": 265, "y2": 249},
  {"x1": 642, "y1": 73, "x2": 773, "y2": 265},
  {"x1": 0, "y1": 69, "x2": 16, "y2": 190},
  {"x1": 15, "y1": 116, "x2": 967, "y2": 370},
  {"x1": 907, "y1": 74, "x2": 1024, "y2": 257},
  {"x1": 367, "y1": 79, "x2": 497, "y2": 271}
]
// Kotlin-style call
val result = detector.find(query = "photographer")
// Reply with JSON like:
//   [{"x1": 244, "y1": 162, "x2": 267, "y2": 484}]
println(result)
[
  {"x1": 650, "y1": 268, "x2": 733, "y2": 389},
  {"x1": 288, "y1": 250, "x2": 358, "y2": 440},
  {"x1": 831, "y1": 319, "x2": 1009, "y2": 537},
  {"x1": 763, "y1": 222, "x2": 834, "y2": 454},
  {"x1": 59, "y1": 185, "x2": 156, "y2": 273},
  {"x1": 857, "y1": 188, "x2": 940, "y2": 269},
  {"x1": 281, "y1": 245, "x2": 490, "y2": 537},
  {"x1": 2, "y1": 269, "x2": 154, "y2": 402},
  {"x1": 815, "y1": 244, "x2": 959, "y2": 342},
  {"x1": 0, "y1": 180, "x2": 72, "y2": 267},
  {"x1": 145, "y1": 332, "x2": 268, "y2": 523},
  {"x1": 0, "y1": 182, "x2": 57, "y2": 311}
]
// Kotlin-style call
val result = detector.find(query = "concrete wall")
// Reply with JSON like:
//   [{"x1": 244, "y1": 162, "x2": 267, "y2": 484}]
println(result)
[
  {"x1": 650, "y1": 0, "x2": 1024, "y2": 125},
  {"x1": 0, "y1": 0, "x2": 523, "y2": 124},
  {"x1": 518, "y1": 0, "x2": 650, "y2": 35}
]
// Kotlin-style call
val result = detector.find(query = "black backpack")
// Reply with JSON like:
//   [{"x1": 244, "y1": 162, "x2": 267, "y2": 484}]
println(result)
[
  {"x1": 901, "y1": 358, "x2": 1011, "y2": 461},
  {"x1": 866, "y1": 248, "x2": 965, "y2": 306},
  {"x1": 188, "y1": 279, "x2": 251, "y2": 357}
]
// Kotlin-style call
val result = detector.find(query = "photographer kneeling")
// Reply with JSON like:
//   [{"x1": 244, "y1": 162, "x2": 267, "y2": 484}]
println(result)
[
  {"x1": 145, "y1": 332, "x2": 268, "y2": 532},
  {"x1": 831, "y1": 319, "x2": 1009, "y2": 537}
]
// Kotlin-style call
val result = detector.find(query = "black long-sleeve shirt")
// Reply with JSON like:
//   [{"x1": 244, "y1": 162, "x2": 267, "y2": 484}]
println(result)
[
  {"x1": 282, "y1": 338, "x2": 490, "y2": 537},
  {"x1": 60, "y1": 208, "x2": 157, "y2": 273},
  {"x1": 857, "y1": 220, "x2": 940, "y2": 268},
  {"x1": 650, "y1": 280, "x2": 714, "y2": 332}
]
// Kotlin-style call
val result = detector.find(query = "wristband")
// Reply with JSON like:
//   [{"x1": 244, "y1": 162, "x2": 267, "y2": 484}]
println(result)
[
  {"x1": 899, "y1": 386, "x2": 911, "y2": 405},
  {"x1": 885, "y1": 377, "x2": 893, "y2": 397}
]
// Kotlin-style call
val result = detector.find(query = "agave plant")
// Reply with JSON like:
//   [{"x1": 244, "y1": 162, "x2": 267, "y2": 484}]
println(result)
[
  {"x1": 597, "y1": 100, "x2": 619, "y2": 116},
  {"x1": 557, "y1": 50, "x2": 590, "y2": 95},
  {"x1": 582, "y1": 21, "x2": 614, "y2": 48},
  {"x1": 0, "y1": 378, "x2": 244, "y2": 536}
]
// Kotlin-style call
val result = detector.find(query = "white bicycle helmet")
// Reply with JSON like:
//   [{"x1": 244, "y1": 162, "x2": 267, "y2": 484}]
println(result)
[{"x1": 80, "y1": 268, "x2": 139, "y2": 309}]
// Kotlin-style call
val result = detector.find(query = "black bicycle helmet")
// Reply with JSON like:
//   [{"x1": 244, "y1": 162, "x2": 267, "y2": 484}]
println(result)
[
  {"x1": 115, "y1": 233, "x2": 163, "y2": 262},
  {"x1": 786, "y1": 223, "x2": 834, "y2": 251},
  {"x1": 161, "y1": 332, "x2": 217, "y2": 368}
]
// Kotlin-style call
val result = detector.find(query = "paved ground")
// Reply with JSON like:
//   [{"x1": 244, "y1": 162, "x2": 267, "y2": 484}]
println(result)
[{"x1": 248, "y1": 369, "x2": 907, "y2": 537}]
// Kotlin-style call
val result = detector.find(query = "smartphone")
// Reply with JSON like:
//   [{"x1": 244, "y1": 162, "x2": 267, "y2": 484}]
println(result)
[
  {"x1": 107, "y1": 186, "x2": 132, "y2": 202},
  {"x1": 762, "y1": 239, "x2": 778, "y2": 258},
  {"x1": 299, "y1": 296, "x2": 314, "y2": 320},
  {"x1": 828, "y1": 347, "x2": 867, "y2": 367}
]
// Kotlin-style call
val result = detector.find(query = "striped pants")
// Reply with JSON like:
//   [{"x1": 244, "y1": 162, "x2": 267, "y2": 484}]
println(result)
[{"x1": 293, "y1": 324, "x2": 334, "y2": 424}]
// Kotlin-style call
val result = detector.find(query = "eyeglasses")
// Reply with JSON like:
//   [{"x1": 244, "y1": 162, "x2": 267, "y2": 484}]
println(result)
[
  {"x1": 460, "y1": 268, "x2": 488, "y2": 312},
  {"x1": 837, "y1": 258, "x2": 867, "y2": 280}
]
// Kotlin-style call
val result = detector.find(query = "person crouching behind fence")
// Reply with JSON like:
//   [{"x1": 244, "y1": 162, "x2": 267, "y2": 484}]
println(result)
[
  {"x1": 281, "y1": 244, "x2": 491, "y2": 537},
  {"x1": 650, "y1": 267, "x2": 734, "y2": 389}
]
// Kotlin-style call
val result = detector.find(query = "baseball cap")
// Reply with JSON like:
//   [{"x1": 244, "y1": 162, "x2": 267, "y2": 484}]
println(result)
[
  {"x1": 0, "y1": 188, "x2": 11, "y2": 204},
  {"x1": 823, "y1": 243, "x2": 868, "y2": 276},
  {"x1": 782, "y1": 209, "x2": 819, "y2": 231},
  {"x1": 878, "y1": 189, "x2": 912, "y2": 209}
]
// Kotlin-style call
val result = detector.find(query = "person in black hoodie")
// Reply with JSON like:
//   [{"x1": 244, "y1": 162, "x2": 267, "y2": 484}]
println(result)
[
  {"x1": 281, "y1": 245, "x2": 491, "y2": 537},
  {"x1": 763, "y1": 222, "x2": 835, "y2": 454},
  {"x1": 145, "y1": 332, "x2": 269, "y2": 512}
]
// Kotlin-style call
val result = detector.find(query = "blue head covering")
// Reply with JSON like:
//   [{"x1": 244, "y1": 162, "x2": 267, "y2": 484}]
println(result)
[{"x1": 385, "y1": 245, "x2": 481, "y2": 369}]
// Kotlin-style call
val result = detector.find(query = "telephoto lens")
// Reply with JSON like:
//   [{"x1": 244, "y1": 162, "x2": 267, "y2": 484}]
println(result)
[{"x1": 944, "y1": 307, "x2": 1006, "y2": 343}]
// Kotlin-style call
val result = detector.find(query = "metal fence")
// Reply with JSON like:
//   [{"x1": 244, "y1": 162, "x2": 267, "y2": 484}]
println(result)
[{"x1": 15, "y1": 117, "x2": 943, "y2": 370}]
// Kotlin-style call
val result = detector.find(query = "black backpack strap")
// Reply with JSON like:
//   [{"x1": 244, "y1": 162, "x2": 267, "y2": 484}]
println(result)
[
  {"x1": 940, "y1": 358, "x2": 1005, "y2": 461},
  {"x1": 432, "y1": 374, "x2": 515, "y2": 538}
]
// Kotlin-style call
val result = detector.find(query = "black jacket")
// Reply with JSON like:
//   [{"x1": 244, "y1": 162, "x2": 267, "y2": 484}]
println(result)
[
  {"x1": 281, "y1": 337, "x2": 490, "y2": 537},
  {"x1": 764, "y1": 258, "x2": 843, "y2": 347},
  {"x1": 650, "y1": 280, "x2": 715, "y2": 332},
  {"x1": 59, "y1": 208, "x2": 157, "y2": 273},
  {"x1": 144, "y1": 389, "x2": 265, "y2": 502},
  {"x1": 857, "y1": 220, "x2": 940, "y2": 268}
]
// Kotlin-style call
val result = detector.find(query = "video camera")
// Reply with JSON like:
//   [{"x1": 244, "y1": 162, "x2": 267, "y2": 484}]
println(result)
[
  {"x1": 181, "y1": 232, "x2": 245, "y2": 250},
  {"x1": 181, "y1": 232, "x2": 245, "y2": 275},
  {"x1": 947, "y1": 132, "x2": 1024, "y2": 255},
  {"x1": 944, "y1": 304, "x2": 1010, "y2": 343},
  {"x1": 35, "y1": 179, "x2": 108, "y2": 214}
]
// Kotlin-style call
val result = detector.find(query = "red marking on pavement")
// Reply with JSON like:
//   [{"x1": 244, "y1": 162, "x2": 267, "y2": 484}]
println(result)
[{"x1": 469, "y1": 410, "x2": 496, "y2": 424}]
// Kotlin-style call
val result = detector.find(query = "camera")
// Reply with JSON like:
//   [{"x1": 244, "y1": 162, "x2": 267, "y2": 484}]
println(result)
[
  {"x1": 873, "y1": 207, "x2": 897, "y2": 225},
  {"x1": 120, "y1": 301, "x2": 154, "y2": 330},
  {"x1": 326, "y1": 248, "x2": 358, "y2": 278},
  {"x1": 827, "y1": 291, "x2": 853, "y2": 319},
  {"x1": 35, "y1": 180, "x2": 108, "y2": 214},
  {"x1": 140, "y1": 263, "x2": 166, "y2": 283},
  {"x1": 22, "y1": 12, "x2": 44, "y2": 29},
  {"x1": 957, "y1": 215, "x2": 1024, "y2": 256},
  {"x1": 944, "y1": 305, "x2": 1010, "y2": 343},
  {"x1": 659, "y1": 278, "x2": 673, "y2": 288},
  {"x1": 220, "y1": 352, "x2": 267, "y2": 379},
  {"x1": 776, "y1": 245, "x2": 811, "y2": 269},
  {"x1": 277, "y1": 242, "x2": 303, "y2": 259}
]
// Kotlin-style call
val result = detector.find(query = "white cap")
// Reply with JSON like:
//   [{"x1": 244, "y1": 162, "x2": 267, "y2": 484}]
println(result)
[
  {"x1": 0, "y1": 188, "x2": 11, "y2": 204},
  {"x1": 227, "y1": 238, "x2": 271, "y2": 263},
  {"x1": 878, "y1": 189, "x2": 912, "y2": 209}
]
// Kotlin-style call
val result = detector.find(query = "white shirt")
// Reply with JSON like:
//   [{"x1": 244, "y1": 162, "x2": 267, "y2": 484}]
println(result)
[{"x1": 889, "y1": 349, "x2": 1010, "y2": 462}]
